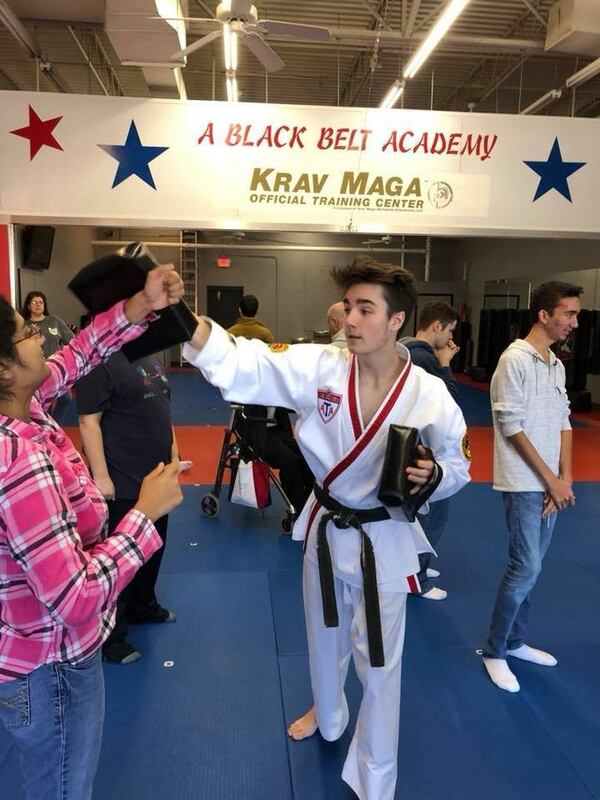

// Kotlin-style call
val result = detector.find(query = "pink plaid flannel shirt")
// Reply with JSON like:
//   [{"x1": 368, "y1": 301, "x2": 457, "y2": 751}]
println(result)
[{"x1": 0, "y1": 302, "x2": 163, "y2": 682}]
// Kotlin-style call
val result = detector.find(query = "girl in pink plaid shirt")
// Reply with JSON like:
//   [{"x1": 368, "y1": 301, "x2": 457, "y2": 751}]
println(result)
[{"x1": 0, "y1": 265, "x2": 184, "y2": 800}]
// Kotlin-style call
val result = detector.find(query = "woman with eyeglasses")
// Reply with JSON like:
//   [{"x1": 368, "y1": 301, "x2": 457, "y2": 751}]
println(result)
[
  {"x1": 21, "y1": 291, "x2": 76, "y2": 422},
  {"x1": 21, "y1": 291, "x2": 74, "y2": 359},
  {"x1": 0, "y1": 265, "x2": 184, "y2": 800}
]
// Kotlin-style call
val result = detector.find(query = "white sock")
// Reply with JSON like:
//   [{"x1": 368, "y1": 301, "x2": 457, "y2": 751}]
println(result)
[
  {"x1": 421, "y1": 586, "x2": 447, "y2": 600},
  {"x1": 508, "y1": 644, "x2": 557, "y2": 667},
  {"x1": 483, "y1": 658, "x2": 520, "y2": 692}
]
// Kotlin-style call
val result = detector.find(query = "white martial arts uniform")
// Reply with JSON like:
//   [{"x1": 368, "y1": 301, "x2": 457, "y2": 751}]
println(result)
[{"x1": 183, "y1": 324, "x2": 470, "y2": 800}]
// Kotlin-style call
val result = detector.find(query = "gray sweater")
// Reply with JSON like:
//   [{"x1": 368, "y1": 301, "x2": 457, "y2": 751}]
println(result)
[
  {"x1": 37, "y1": 314, "x2": 74, "y2": 359},
  {"x1": 490, "y1": 339, "x2": 571, "y2": 492}
]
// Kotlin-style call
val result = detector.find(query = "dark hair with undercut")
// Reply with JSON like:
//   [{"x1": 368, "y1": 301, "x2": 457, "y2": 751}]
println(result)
[
  {"x1": 331, "y1": 256, "x2": 417, "y2": 329},
  {"x1": 530, "y1": 281, "x2": 583, "y2": 323},
  {"x1": 22, "y1": 290, "x2": 49, "y2": 320},
  {"x1": 0, "y1": 295, "x2": 21, "y2": 401},
  {"x1": 239, "y1": 294, "x2": 258, "y2": 317},
  {"x1": 417, "y1": 301, "x2": 459, "y2": 332}
]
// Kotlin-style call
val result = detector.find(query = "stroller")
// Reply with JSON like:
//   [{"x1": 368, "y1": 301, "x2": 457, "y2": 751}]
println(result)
[{"x1": 200, "y1": 404, "x2": 297, "y2": 533}]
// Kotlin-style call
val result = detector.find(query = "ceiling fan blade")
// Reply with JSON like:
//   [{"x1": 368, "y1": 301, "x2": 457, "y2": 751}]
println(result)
[
  {"x1": 147, "y1": 16, "x2": 218, "y2": 23},
  {"x1": 171, "y1": 28, "x2": 222, "y2": 60},
  {"x1": 242, "y1": 32, "x2": 284, "y2": 72},
  {"x1": 259, "y1": 20, "x2": 331, "y2": 41}
]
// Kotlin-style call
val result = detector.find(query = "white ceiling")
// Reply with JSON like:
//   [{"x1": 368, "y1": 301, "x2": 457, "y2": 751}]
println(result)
[{"x1": 0, "y1": 0, "x2": 599, "y2": 116}]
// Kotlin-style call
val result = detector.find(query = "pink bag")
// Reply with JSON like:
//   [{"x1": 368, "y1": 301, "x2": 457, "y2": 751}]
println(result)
[{"x1": 229, "y1": 459, "x2": 272, "y2": 509}]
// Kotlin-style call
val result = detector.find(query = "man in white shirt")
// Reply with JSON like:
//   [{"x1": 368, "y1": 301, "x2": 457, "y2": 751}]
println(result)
[{"x1": 482, "y1": 281, "x2": 581, "y2": 693}]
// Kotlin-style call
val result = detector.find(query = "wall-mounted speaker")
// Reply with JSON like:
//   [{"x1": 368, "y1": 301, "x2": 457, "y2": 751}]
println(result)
[{"x1": 22, "y1": 226, "x2": 55, "y2": 271}]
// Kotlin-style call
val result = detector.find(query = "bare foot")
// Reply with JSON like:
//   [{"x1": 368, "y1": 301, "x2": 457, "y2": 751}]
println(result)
[{"x1": 287, "y1": 706, "x2": 318, "y2": 740}]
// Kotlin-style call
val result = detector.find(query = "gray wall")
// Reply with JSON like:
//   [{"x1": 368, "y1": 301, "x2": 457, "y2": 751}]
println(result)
[
  {"x1": 14, "y1": 224, "x2": 600, "y2": 401},
  {"x1": 18, "y1": 226, "x2": 95, "y2": 325},
  {"x1": 97, "y1": 229, "x2": 467, "y2": 342},
  {"x1": 13, "y1": 225, "x2": 466, "y2": 361},
  {"x1": 193, "y1": 234, "x2": 466, "y2": 341},
  {"x1": 458, "y1": 236, "x2": 600, "y2": 401}
]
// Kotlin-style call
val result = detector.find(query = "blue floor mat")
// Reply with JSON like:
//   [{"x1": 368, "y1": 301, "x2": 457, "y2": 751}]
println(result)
[
  {"x1": 411, "y1": 483, "x2": 600, "y2": 650},
  {"x1": 518, "y1": 644, "x2": 600, "y2": 797},
  {"x1": 456, "y1": 381, "x2": 493, "y2": 426},
  {"x1": 95, "y1": 571, "x2": 292, "y2": 800},
  {"x1": 161, "y1": 486, "x2": 302, "y2": 576},
  {"x1": 279, "y1": 654, "x2": 359, "y2": 800},
  {"x1": 397, "y1": 639, "x2": 596, "y2": 800},
  {"x1": 269, "y1": 568, "x2": 305, "y2": 657},
  {"x1": 168, "y1": 370, "x2": 231, "y2": 425},
  {"x1": 3, "y1": 480, "x2": 600, "y2": 800},
  {"x1": 281, "y1": 643, "x2": 597, "y2": 800}
]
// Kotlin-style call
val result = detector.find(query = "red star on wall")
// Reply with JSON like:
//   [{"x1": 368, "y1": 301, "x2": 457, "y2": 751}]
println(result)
[{"x1": 10, "y1": 105, "x2": 63, "y2": 160}]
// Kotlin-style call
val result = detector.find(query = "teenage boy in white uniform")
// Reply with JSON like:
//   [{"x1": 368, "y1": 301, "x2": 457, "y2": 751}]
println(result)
[{"x1": 184, "y1": 257, "x2": 470, "y2": 800}]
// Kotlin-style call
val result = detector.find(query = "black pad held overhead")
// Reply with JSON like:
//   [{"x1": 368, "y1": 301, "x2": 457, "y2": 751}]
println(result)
[
  {"x1": 68, "y1": 242, "x2": 197, "y2": 362},
  {"x1": 68, "y1": 242, "x2": 157, "y2": 313}
]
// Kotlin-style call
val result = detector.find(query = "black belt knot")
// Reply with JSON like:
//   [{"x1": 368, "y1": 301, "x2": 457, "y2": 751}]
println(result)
[
  {"x1": 313, "y1": 484, "x2": 390, "y2": 668},
  {"x1": 332, "y1": 509, "x2": 358, "y2": 529}
]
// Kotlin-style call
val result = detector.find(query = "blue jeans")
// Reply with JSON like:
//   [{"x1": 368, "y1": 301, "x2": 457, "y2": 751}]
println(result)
[
  {"x1": 484, "y1": 492, "x2": 556, "y2": 659},
  {"x1": 416, "y1": 497, "x2": 450, "y2": 593},
  {"x1": 0, "y1": 650, "x2": 104, "y2": 800}
]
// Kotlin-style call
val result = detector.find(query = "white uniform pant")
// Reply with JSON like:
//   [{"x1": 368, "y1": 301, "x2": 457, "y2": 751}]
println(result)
[{"x1": 303, "y1": 558, "x2": 407, "y2": 800}]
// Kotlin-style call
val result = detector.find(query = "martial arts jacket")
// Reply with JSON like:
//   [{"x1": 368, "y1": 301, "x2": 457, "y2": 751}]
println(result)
[{"x1": 184, "y1": 324, "x2": 471, "y2": 593}]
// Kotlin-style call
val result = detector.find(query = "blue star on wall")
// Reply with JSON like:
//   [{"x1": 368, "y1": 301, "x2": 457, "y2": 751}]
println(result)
[
  {"x1": 98, "y1": 121, "x2": 169, "y2": 189},
  {"x1": 523, "y1": 137, "x2": 586, "y2": 202}
]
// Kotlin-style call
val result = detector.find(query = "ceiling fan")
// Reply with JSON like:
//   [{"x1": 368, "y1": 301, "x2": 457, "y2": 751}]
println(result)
[{"x1": 164, "y1": 1, "x2": 332, "y2": 72}]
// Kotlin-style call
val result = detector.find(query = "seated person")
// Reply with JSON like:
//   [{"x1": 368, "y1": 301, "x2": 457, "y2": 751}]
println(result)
[{"x1": 238, "y1": 404, "x2": 313, "y2": 517}]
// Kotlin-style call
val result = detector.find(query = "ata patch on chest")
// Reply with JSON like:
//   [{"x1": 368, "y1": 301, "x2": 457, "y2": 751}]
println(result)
[
  {"x1": 269, "y1": 342, "x2": 289, "y2": 353},
  {"x1": 317, "y1": 388, "x2": 342, "y2": 423}
]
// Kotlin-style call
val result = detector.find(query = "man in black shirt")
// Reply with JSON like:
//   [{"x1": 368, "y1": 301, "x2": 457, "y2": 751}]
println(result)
[{"x1": 76, "y1": 352, "x2": 181, "y2": 663}]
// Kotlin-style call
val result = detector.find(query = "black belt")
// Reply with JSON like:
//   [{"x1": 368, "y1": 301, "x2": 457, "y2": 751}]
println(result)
[{"x1": 313, "y1": 484, "x2": 390, "y2": 668}]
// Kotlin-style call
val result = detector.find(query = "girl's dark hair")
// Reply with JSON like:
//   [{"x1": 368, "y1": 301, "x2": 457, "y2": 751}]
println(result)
[
  {"x1": 22, "y1": 290, "x2": 49, "y2": 319},
  {"x1": 0, "y1": 295, "x2": 19, "y2": 401}
]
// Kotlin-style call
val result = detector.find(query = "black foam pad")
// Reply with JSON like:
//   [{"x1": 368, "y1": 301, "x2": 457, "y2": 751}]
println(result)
[{"x1": 68, "y1": 242, "x2": 197, "y2": 362}]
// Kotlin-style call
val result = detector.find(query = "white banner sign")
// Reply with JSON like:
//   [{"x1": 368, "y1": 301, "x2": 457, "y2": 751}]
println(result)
[{"x1": 0, "y1": 91, "x2": 598, "y2": 237}]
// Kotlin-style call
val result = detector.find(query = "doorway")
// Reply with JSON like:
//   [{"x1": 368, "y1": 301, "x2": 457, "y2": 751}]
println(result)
[{"x1": 206, "y1": 285, "x2": 244, "y2": 329}]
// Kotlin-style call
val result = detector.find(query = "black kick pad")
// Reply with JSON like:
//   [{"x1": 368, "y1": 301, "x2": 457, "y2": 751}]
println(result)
[{"x1": 68, "y1": 242, "x2": 197, "y2": 362}]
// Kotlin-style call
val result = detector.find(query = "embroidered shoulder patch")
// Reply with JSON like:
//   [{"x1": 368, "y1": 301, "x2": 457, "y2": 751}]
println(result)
[
  {"x1": 317, "y1": 388, "x2": 342, "y2": 423},
  {"x1": 461, "y1": 432, "x2": 472, "y2": 460},
  {"x1": 269, "y1": 342, "x2": 289, "y2": 353}
]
